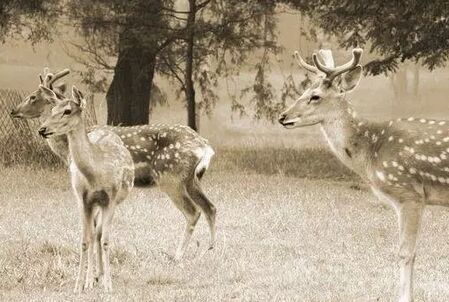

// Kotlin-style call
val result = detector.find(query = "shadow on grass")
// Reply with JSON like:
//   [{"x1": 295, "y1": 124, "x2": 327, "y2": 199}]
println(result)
[{"x1": 212, "y1": 147, "x2": 359, "y2": 182}]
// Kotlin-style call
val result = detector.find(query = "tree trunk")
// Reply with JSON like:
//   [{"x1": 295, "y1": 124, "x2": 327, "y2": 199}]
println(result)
[
  {"x1": 106, "y1": 34, "x2": 157, "y2": 126},
  {"x1": 185, "y1": 0, "x2": 197, "y2": 131}
]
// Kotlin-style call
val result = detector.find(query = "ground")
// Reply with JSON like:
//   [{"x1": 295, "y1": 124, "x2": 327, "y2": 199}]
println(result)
[{"x1": 1, "y1": 164, "x2": 449, "y2": 302}]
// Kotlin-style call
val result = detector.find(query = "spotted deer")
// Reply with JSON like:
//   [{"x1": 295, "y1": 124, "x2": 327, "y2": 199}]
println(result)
[
  {"x1": 38, "y1": 86, "x2": 134, "y2": 292},
  {"x1": 279, "y1": 48, "x2": 449, "y2": 302},
  {"x1": 10, "y1": 68, "x2": 216, "y2": 261}
]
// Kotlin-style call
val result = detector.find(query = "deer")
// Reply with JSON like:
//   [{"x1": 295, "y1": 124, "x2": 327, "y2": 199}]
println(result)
[
  {"x1": 279, "y1": 47, "x2": 449, "y2": 302},
  {"x1": 10, "y1": 68, "x2": 216, "y2": 262},
  {"x1": 38, "y1": 86, "x2": 135, "y2": 292}
]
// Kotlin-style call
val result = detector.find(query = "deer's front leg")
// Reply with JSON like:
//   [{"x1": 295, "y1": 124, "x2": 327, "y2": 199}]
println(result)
[
  {"x1": 74, "y1": 208, "x2": 94, "y2": 293},
  {"x1": 396, "y1": 201, "x2": 424, "y2": 302}
]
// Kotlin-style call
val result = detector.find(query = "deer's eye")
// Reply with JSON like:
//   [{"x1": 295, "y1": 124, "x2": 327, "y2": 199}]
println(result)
[
  {"x1": 63, "y1": 109, "x2": 72, "y2": 116},
  {"x1": 308, "y1": 95, "x2": 321, "y2": 104},
  {"x1": 30, "y1": 96, "x2": 36, "y2": 102}
]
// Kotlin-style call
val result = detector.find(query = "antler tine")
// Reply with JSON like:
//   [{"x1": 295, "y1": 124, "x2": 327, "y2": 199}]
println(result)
[
  {"x1": 294, "y1": 51, "x2": 319, "y2": 74},
  {"x1": 330, "y1": 48, "x2": 363, "y2": 79},
  {"x1": 312, "y1": 53, "x2": 333, "y2": 74},
  {"x1": 47, "y1": 69, "x2": 70, "y2": 89},
  {"x1": 313, "y1": 48, "x2": 363, "y2": 80}
]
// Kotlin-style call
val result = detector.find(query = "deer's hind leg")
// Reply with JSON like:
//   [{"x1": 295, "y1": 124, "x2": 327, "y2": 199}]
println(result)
[
  {"x1": 163, "y1": 179, "x2": 201, "y2": 261},
  {"x1": 186, "y1": 176, "x2": 216, "y2": 250}
]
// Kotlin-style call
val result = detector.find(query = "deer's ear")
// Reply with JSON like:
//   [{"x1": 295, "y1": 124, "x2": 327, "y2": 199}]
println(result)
[
  {"x1": 71, "y1": 86, "x2": 86, "y2": 109},
  {"x1": 53, "y1": 82, "x2": 67, "y2": 95},
  {"x1": 340, "y1": 65, "x2": 362, "y2": 93},
  {"x1": 38, "y1": 85, "x2": 58, "y2": 104}
]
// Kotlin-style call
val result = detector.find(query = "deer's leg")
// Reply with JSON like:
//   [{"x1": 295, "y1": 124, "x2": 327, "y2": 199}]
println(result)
[
  {"x1": 74, "y1": 207, "x2": 94, "y2": 293},
  {"x1": 186, "y1": 178, "x2": 216, "y2": 250},
  {"x1": 84, "y1": 207, "x2": 96, "y2": 290},
  {"x1": 94, "y1": 209, "x2": 104, "y2": 283},
  {"x1": 100, "y1": 204, "x2": 116, "y2": 292},
  {"x1": 166, "y1": 185, "x2": 201, "y2": 261},
  {"x1": 396, "y1": 201, "x2": 424, "y2": 302}
]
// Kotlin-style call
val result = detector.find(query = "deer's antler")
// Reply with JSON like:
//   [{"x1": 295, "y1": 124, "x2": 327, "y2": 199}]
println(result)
[
  {"x1": 39, "y1": 68, "x2": 70, "y2": 89},
  {"x1": 312, "y1": 48, "x2": 363, "y2": 80}
]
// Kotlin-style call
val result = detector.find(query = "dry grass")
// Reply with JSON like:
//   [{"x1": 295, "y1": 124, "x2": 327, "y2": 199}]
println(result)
[{"x1": 1, "y1": 165, "x2": 449, "y2": 301}]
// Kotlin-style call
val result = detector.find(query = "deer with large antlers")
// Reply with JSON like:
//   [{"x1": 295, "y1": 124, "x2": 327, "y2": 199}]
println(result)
[
  {"x1": 279, "y1": 48, "x2": 449, "y2": 302},
  {"x1": 38, "y1": 86, "x2": 134, "y2": 292},
  {"x1": 10, "y1": 68, "x2": 216, "y2": 262}
]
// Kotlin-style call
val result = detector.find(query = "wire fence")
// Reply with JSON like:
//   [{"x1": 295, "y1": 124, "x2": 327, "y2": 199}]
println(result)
[{"x1": 0, "y1": 89, "x2": 97, "y2": 166}]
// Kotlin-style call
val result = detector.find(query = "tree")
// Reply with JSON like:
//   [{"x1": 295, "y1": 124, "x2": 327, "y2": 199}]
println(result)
[
  {"x1": 158, "y1": 0, "x2": 282, "y2": 130},
  {"x1": 67, "y1": 0, "x2": 179, "y2": 126},
  {"x1": 285, "y1": 0, "x2": 449, "y2": 75},
  {"x1": 0, "y1": 0, "x2": 59, "y2": 44}
]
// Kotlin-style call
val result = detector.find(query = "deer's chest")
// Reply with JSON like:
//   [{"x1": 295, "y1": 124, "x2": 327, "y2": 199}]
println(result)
[{"x1": 321, "y1": 127, "x2": 370, "y2": 177}]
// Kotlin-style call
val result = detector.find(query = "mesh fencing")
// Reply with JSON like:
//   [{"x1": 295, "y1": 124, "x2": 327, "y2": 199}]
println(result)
[{"x1": 0, "y1": 89, "x2": 97, "y2": 166}]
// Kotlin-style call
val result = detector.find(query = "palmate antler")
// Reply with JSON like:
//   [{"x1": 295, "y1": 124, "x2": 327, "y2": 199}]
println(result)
[{"x1": 295, "y1": 48, "x2": 363, "y2": 81}]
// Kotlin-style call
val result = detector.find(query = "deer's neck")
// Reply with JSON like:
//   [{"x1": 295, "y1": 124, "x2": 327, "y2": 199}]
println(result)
[
  {"x1": 320, "y1": 101, "x2": 374, "y2": 177},
  {"x1": 66, "y1": 122, "x2": 97, "y2": 185}
]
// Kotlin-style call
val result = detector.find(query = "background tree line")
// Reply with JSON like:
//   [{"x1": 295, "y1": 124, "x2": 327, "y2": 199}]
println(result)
[{"x1": 2, "y1": 0, "x2": 449, "y2": 130}]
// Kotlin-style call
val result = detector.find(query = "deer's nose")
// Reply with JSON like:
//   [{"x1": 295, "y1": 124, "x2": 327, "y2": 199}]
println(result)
[
  {"x1": 278, "y1": 113, "x2": 287, "y2": 124},
  {"x1": 10, "y1": 109, "x2": 19, "y2": 117}
]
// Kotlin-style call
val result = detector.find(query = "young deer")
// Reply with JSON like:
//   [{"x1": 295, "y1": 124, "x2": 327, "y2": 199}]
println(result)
[
  {"x1": 38, "y1": 86, "x2": 135, "y2": 292},
  {"x1": 10, "y1": 68, "x2": 216, "y2": 260},
  {"x1": 279, "y1": 48, "x2": 449, "y2": 302}
]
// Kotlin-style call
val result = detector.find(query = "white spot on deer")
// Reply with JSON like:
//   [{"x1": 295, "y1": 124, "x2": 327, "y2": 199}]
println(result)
[
  {"x1": 437, "y1": 130, "x2": 443, "y2": 134},
  {"x1": 136, "y1": 145, "x2": 141, "y2": 149},
  {"x1": 398, "y1": 165, "x2": 404, "y2": 171},
  {"x1": 392, "y1": 161, "x2": 398, "y2": 167},
  {"x1": 358, "y1": 122, "x2": 364, "y2": 126},
  {"x1": 398, "y1": 138, "x2": 404, "y2": 143},
  {"x1": 175, "y1": 142, "x2": 181, "y2": 149},
  {"x1": 126, "y1": 133, "x2": 132, "y2": 137},
  {"x1": 439, "y1": 177, "x2": 446, "y2": 184},
  {"x1": 437, "y1": 141, "x2": 442, "y2": 145},
  {"x1": 130, "y1": 146, "x2": 135, "y2": 150},
  {"x1": 444, "y1": 167, "x2": 449, "y2": 172},
  {"x1": 140, "y1": 137, "x2": 145, "y2": 141},
  {"x1": 169, "y1": 144, "x2": 174, "y2": 149},
  {"x1": 429, "y1": 120, "x2": 436, "y2": 125},
  {"x1": 408, "y1": 117, "x2": 414, "y2": 121},
  {"x1": 175, "y1": 152, "x2": 179, "y2": 158},
  {"x1": 383, "y1": 161, "x2": 389, "y2": 168},
  {"x1": 389, "y1": 121, "x2": 394, "y2": 126},
  {"x1": 146, "y1": 155, "x2": 151, "y2": 160},
  {"x1": 388, "y1": 136, "x2": 394, "y2": 142},
  {"x1": 166, "y1": 154, "x2": 170, "y2": 159},
  {"x1": 441, "y1": 153, "x2": 447, "y2": 160},
  {"x1": 439, "y1": 121, "x2": 446, "y2": 125},
  {"x1": 431, "y1": 175, "x2": 437, "y2": 181},
  {"x1": 364, "y1": 131, "x2": 369, "y2": 137},
  {"x1": 381, "y1": 129, "x2": 385, "y2": 135},
  {"x1": 424, "y1": 138, "x2": 430, "y2": 143},
  {"x1": 121, "y1": 135, "x2": 126, "y2": 139},
  {"x1": 420, "y1": 119, "x2": 427, "y2": 123},
  {"x1": 161, "y1": 132, "x2": 167, "y2": 138}
]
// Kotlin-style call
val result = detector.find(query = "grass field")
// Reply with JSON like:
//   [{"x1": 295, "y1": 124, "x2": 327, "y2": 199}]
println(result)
[{"x1": 1, "y1": 150, "x2": 449, "y2": 301}]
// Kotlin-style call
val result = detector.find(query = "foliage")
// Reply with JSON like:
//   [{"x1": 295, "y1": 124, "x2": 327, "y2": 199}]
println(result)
[
  {"x1": 286, "y1": 0, "x2": 449, "y2": 75},
  {"x1": 0, "y1": 0, "x2": 60, "y2": 44}
]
